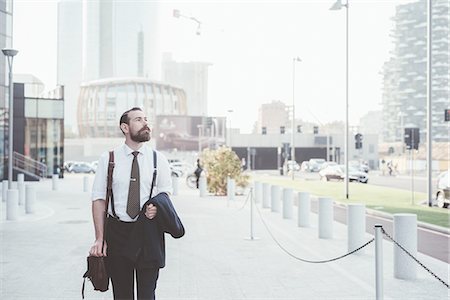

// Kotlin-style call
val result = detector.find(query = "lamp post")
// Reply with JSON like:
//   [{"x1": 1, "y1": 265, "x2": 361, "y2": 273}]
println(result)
[
  {"x1": 2, "y1": 48, "x2": 19, "y2": 189},
  {"x1": 173, "y1": 9, "x2": 202, "y2": 35},
  {"x1": 291, "y1": 57, "x2": 301, "y2": 180},
  {"x1": 330, "y1": 0, "x2": 349, "y2": 199}
]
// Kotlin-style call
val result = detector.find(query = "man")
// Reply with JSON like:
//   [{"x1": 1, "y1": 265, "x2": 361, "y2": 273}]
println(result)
[{"x1": 89, "y1": 107, "x2": 184, "y2": 299}]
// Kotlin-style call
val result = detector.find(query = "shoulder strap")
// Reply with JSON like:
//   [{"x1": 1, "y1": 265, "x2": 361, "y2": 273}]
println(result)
[
  {"x1": 149, "y1": 150, "x2": 157, "y2": 198},
  {"x1": 102, "y1": 151, "x2": 115, "y2": 251},
  {"x1": 108, "y1": 151, "x2": 118, "y2": 218}
]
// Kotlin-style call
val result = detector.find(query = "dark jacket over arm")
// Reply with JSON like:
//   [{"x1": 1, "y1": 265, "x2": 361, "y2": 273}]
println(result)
[{"x1": 125, "y1": 192, "x2": 185, "y2": 269}]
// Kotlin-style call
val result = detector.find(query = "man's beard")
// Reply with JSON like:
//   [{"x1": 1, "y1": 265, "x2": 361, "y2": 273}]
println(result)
[{"x1": 130, "y1": 127, "x2": 151, "y2": 143}]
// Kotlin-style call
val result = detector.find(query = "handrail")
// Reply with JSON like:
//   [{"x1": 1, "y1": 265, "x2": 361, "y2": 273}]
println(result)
[{"x1": 13, "y1": 151, "x2": 48, "y2": 179}]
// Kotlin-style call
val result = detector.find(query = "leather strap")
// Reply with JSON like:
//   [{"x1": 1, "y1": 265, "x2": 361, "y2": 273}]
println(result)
[{"x1": 102, "y1": 151, "x2": 115, "y2": 252}]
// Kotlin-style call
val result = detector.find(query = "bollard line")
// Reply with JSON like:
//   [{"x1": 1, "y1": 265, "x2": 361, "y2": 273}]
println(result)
[{"x1": 374, "y1": 224, "x2": 383, "y2": 300}]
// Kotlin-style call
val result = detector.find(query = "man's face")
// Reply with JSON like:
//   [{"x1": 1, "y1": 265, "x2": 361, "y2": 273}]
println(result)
[{"x1": 126, "y1": 110, "x2": 151, "y2": 143}]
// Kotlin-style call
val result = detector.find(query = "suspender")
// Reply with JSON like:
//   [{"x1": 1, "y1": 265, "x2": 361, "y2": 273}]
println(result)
[{"x1": 109, "y1": 150, "x2": 157, "y2": 219}]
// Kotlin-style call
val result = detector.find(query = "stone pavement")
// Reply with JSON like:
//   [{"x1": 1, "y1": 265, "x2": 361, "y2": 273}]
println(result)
[{"x1": 0, "y1": 174, "x2": 448, "y2": 300}]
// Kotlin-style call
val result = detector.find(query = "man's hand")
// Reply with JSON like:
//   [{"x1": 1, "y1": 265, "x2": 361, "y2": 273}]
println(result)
[
  {"x1": 89, "y1": 239, "x2": 107, "y2": 257},
  {"x1": 145, "y1": 203, "x2": 157, "y2": 219}
]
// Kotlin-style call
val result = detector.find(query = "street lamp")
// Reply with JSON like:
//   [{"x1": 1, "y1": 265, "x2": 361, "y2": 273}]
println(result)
[
  {"x1": 330, "y1": 0, "x2": 349, "y2": 199},
  {"x1": 291, "y1": 57, "x2": 301, "y2": 180},
  {"x1": 173, "y1": 9, "x2": 202, "y2": 35},
  {"x1": 2, "y1": 48, "x2": 19, "y2": 188}
]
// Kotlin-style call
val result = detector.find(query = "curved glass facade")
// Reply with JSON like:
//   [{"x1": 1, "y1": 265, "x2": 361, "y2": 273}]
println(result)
[{"x1": 77, "y1": 77, "x2": 187, "y2": 138}]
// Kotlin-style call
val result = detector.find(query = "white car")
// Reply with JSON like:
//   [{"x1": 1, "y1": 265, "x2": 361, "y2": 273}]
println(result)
[{"x1": 436, "y1": 170, "x2": 449, "y2": 208}]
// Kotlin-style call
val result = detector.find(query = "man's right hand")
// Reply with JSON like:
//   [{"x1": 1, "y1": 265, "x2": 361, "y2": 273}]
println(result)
[{"x1": 89, "y1": 239, "x2": 107, "y2": 257}]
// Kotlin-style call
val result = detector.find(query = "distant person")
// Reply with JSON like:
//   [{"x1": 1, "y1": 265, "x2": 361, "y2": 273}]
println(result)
[
  {"x1": 89, "y1": 107, "x2": 184, "y2": 300},
  {"x1": 387, "y1": 161, "x2": 393, "y2": 176},
  {"x1": 194, "y1": 158, "x2": 203, "y2": 188},
  {"x1": 241, "y1": 157, "x2": 246, "y2": 171}
]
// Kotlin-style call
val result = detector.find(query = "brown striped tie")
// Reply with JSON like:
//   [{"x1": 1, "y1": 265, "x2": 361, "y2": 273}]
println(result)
[{"x1": 127, "y1": 151, "x2": 140, "y2": 218}]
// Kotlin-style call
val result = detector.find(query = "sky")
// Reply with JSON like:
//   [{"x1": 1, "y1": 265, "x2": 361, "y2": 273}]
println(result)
[{"x1": 12, "y1": 0, "x2": 414, "y2": 133}]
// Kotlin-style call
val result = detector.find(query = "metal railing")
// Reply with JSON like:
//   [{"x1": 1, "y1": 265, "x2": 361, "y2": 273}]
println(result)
[{"x1": 13, "y1": 151, "x2": 47, "y2": 179}]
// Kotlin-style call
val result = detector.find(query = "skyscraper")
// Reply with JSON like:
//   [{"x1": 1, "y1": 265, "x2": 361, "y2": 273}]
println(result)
[
  {"x1": 57, "y1": 0, "x2": 161, "y2": 134},
  {"x1": 382, "y1": 0, "x2": 449, "y2": 143},
  {"x1": 162, "y1": 52, "x2": 210, "y2": 116}
]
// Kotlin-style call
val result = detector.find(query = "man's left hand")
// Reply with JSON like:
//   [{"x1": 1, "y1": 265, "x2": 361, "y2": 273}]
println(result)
[{"x1": 145, "y1": 203, "x2": 157, "y2": 219}]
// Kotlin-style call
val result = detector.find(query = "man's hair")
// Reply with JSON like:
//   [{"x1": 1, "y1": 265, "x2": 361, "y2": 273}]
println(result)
[{"x1": 119, "y1": 107, "x2": 142, "y2": 134}]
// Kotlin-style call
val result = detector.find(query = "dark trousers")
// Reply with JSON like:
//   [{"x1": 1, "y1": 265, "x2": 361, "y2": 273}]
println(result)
[{"x1": 106, "y1": 217, "x2": 160, "y2": 300}]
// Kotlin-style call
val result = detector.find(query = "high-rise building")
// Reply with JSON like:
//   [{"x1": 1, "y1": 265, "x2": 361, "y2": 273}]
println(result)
[
  {"x1": 382, "y1": 0, "x2": 449, "y2": 142},
  {"x1": 1, "y1": 0, "x2": 14, "y2": 179},
  {"x1": 257, "y1": 100, "x2": 290, "y2": 134},
  {"x1": 57, "y1": 0, "x2": 161, "y2": 134},
  {"x1": 162, "y1": 53, "x2": 211, "y2": 116},
  {"x1": 57, "y1": 0, "x2": 82, "y2": 135}
]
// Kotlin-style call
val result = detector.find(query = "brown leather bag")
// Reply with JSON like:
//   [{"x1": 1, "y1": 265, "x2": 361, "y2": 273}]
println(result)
[{"x1": 82, "y1": 151, "x2": 115, "y2": 299}]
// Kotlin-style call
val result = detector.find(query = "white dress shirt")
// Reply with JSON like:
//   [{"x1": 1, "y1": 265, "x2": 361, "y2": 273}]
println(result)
[{"x1": 91, "y1": 143, "x2": 173, "y2": 222}]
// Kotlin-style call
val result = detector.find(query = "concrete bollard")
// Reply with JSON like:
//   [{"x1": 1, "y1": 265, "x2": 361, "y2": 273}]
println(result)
[
  {"x1": 25, "y1": 184, "x2": 36, "y2": 214},
  {"x1": 52, "y1": 174, "x2": 59, "y2": 191},
  {"x1": 318, "y1": 197, "x2": 334, "y2": 239},
  {"x1": 2, "y1": 180, "x2": 8, "y2": 202},
  {"x1": 254, "y1": 181, "x2": 262, "y2": 203},
  {"x1": 282, "y1": 188, "x2": 294, "y2": 219},
  {"x1": 199, "y1": 172, "x2": 207, "y2": 197},
  {"x1": 393, "y1": 213, "x2": 417, "y2": 280},
  {"x1": 347, "y1": 204, "x2": 366, "y2": 254},
  {"x1": 17, "y1": 174, "x2": 25, "y2": 206},
  {"x1": 270, "y1": 185, "x2": 281, "y2": 213},
  {"x1": 83, "y1": 176, "x2": 89, "y2": 192},
  {"x1": 262, "y1": 183, "x2": 271, "y2": 208},
  {"x1": 297, "y1": 192, "x2": 310, "y2": 227},
  {"x1": 172, "y1": 176, "x2": 179, "y2": 196},
  {"x1": 6, "y1": 189, "x2": 19, "y2": 221},
  {"x1": 227, "y1": 178, "x2": 235, "y2": 201}
]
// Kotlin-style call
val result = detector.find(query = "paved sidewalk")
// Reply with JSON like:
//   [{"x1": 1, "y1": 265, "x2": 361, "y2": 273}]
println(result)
[{"x1": 0, "y1": 174, "x2": 449, "y2": 299}]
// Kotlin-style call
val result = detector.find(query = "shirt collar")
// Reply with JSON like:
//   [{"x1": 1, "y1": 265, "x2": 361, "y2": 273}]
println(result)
[{"x1": 123, "y1": 143, "x2": 147, "y2": 156}]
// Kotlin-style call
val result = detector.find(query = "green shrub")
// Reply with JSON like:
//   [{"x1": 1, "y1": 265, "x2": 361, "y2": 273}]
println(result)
[{"x1": 201, "y1": 147, "x2": 250, "y2": 195}]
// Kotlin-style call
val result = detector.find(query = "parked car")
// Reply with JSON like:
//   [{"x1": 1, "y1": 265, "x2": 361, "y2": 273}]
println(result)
[
  {"x1": 319, "y1": 161, "x2": 337, "y2": 171},
  {"x1": 300, "y1": 161, "x2": 310, "y2": 172},
  {"x1": 436, "y1": 170, "x2": 449, "y2": 208},
  {"x1": 70, "y1": 162, "x2": 95, "y2": 174},
  {"x1": 308, "y1": 158, "x2": 326, "y2": 172},
  {"x1": 349, "y1": 160, "x2": 369, "y2": 173},
  {"x1": 319, "y1": 164, "x2": 368, "y2": 183},
  {"x1": 286, "y1": 160, "x2": 300, "y2": 172}
]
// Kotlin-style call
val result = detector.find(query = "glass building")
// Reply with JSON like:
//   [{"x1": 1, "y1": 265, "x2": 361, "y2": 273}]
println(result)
[
  {"x1": 0, "y1": 0, "x2": 13, "y2": 179},
  {"x1": 77, "y1": 77, "x2": 187, "y2": 137},
  {"x1": 13, "y1": 79, "x2": 65, "y2": 179}
]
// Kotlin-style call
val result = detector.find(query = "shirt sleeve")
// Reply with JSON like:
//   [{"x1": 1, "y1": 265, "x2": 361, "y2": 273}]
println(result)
[
  {"x1": 91, "y1": 151, "x2": 109, "y2": 201},
  {"x1": 155, "y1": 151, "x2": 173, "y2": 195}
]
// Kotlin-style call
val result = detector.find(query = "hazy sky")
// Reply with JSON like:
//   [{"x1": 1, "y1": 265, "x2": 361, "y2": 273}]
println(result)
[{"x1": 13, "y1": 0, "x2": 414, "y2": 133}]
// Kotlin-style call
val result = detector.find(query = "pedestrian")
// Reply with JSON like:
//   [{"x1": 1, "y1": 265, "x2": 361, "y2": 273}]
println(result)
[
  {"x1": 194, "y1": 158, "x2": 203, "y2": 188},
  {"x1": 89, "y1": 107, "x2": 184, "y2": 300}
]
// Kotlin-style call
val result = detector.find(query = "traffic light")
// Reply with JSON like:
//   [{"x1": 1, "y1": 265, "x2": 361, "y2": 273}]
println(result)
[
  {"x1": 313, "y1": 126, "x2": 318, "y2": 134},
  {"x1": 280, "y1": 126, "x2": 285, "y2": 134},
  {"x1": 355, "y1": 133, "x2": 363, "y2": 149},
  {"x1": 297, "y1": 125, "x2": 302, "y2": 133},
  {"x1": 262, "y1": 127, "x2": 267, "y2": 135},
  {"x1": 404, "y1": 127, "x2": 420, "y2": 150},
  {"x1": 206, "y1": 117, "x2": 213, "y2": 127},
  {"x1": 445, "y1": 109, "x2": 450, "y2": 122}
]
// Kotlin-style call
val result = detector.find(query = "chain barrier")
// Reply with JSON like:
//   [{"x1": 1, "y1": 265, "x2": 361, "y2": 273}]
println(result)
[
  {"x1": 234, "y1": 189, "x2": 251, "y2": 212},
  {"x1": 381, "y1": 228, "x2": 449, "y2": 289},
  {"x1": 253, "y1": 193, "x2": 374, "y2": 263}
]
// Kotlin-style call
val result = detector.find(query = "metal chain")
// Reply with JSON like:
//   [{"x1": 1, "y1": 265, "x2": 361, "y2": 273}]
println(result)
[
  {"x1": 253, "y1": 194, "x2": 375, "y2": 263},
  {"x1": 381, "y1": 228, "x2": 449, "y2": 289},
  {"x1": 234, "y1": 188, "x2": 251, "y2": 212}
]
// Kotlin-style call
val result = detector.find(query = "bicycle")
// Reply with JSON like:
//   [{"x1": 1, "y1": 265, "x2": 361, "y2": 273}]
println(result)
[{"x1": 186, "y1": 173, "x2": 198, "y2": 189}]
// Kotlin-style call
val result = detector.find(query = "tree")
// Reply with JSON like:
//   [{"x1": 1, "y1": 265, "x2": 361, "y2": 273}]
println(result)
[{"x1": 200, "y1": 147, "x2": 250, "y2": 195}]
